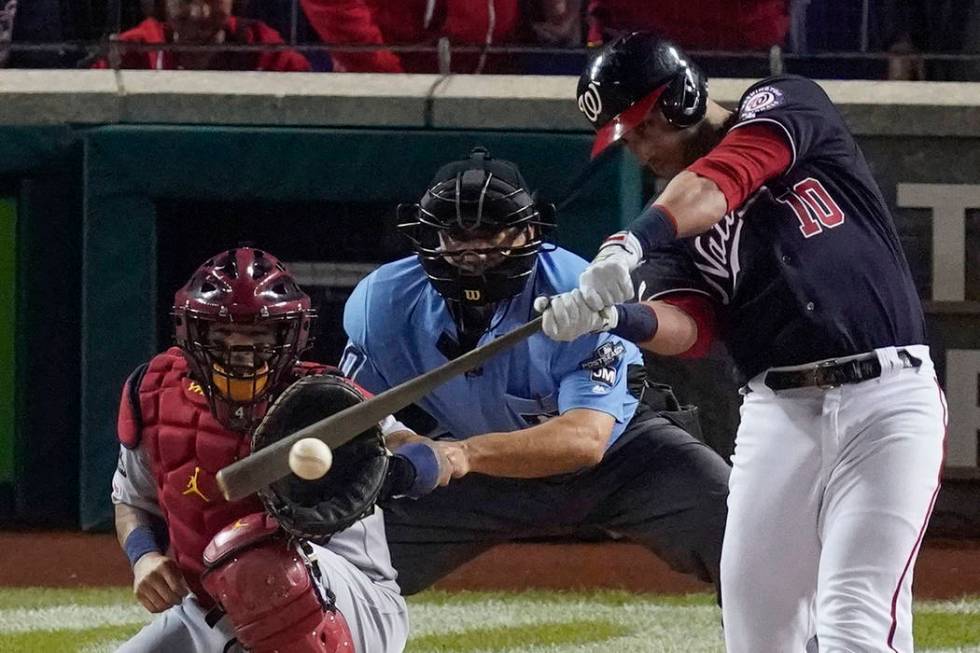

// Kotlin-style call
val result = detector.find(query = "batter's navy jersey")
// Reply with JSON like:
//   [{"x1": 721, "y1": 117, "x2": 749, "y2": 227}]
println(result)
[
  {"x1": 341, "y1": 248, "x2": 643, "y2": 446},
  {"x1": 635, "y1": 75, "x2": 926, "y2": 380}
]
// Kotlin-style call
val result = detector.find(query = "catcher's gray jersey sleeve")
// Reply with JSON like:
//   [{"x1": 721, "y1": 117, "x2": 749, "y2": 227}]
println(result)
[{"x1": 111, "y1": 444, "x2": 164, "y2": 518}]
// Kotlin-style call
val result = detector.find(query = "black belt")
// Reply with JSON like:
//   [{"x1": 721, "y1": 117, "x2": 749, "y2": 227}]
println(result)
[{"x1": 764, "y1": 350, "x2": 921, "y2": 391}]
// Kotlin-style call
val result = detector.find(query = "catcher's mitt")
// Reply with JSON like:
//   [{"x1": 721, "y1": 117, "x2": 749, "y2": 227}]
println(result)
[{"x1": 252, "y1": 373, "x2": 389, "y2": 543}]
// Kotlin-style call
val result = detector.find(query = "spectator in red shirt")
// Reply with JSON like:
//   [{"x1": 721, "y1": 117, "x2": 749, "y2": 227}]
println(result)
[
  {"x1": 93, "y1": 0, "x2": 310, "y2": 71},
  {"x1": 300, "y1": 0, "x2": 520, "y2": 73},
  {"x1": 586, "y1": 0, "x2": 789, "y2": 51}
]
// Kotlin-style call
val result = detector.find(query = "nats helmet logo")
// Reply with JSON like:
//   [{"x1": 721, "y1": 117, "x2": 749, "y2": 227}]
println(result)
[
  {"x1": 739, "y1": 86, "x2": 784, "y2": 119},
  {"x1": 578, "y1": 81, "x2": 603, "y2": 123}
]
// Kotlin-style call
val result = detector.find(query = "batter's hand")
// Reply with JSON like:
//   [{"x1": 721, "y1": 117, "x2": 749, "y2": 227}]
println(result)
[
  {"x1": 535, "y1": 293, "x2": 618, "y2": 341},
  {"x1": 132, "y1": 552, "x2": 188, "y2": 613},
  {"x1": 579, "y1": 231, "x2": 643, "y2": 310}
]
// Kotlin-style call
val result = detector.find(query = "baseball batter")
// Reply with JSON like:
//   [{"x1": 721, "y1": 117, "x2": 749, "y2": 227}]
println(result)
[
  {"x1": 540, "y1": 32, "x2": 947, "y2": 652},
  {"x1": 340, "y1": 147, "x2": 731, "y2": 598},
  {"x1": 111, "y1": 247, "x2": 407, "y2": 653}
]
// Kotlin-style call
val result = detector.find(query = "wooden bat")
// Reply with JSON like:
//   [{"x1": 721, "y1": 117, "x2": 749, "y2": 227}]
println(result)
[{"x1": 216, "y1": 316, "x2": 543, "y2": 501}]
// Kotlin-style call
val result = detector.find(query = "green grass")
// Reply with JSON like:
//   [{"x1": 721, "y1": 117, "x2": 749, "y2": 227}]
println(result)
[
  {"x1": 406, "y1": 620, "x2": 631, "y2": 652},
  {"x1": 915, "y1": 608, "x2": 980, "y2": 650},
  {"x1": 0, "y1": 587, "x2": 976, "y2": 653},
  {"x1": 0, "y1": 587, "x2": 133, "y2": 611},
  {"x1": 0, "y1": 624, "x2": 143, "y2": 653},
  {"x1": 408, "y1": 589, "x2": 716, "y2": 608}
]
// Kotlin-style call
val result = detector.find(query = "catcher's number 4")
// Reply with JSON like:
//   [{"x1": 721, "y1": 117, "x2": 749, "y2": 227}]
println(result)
[{"x1": 288, "y1": 438, "x2": 334, "y2": 480}]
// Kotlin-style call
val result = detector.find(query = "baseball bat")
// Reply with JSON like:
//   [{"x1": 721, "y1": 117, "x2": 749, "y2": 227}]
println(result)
[{"x1": 216, "y1": 316, "x2": 543, "y2": 502}]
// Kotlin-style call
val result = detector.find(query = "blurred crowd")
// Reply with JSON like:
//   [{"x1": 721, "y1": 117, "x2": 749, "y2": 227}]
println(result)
[{"x1": 1, "y1": 0, "x2": 978, "y2": 79}]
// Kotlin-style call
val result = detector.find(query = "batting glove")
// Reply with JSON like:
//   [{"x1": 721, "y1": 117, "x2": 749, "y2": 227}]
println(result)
[
  {"x1": 579, "y1": 231, "x2": 642, "y2": 310},
  {"x1": 535, "y1": 292, "x2": 618, "y2": 342}
]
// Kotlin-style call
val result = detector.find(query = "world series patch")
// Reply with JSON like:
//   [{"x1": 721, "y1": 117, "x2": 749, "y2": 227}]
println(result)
[
  {"x1": 739, "y1": 85, "x2": 785, "y2": 119},
  {"x1": 579, "y1": 342, "x2": 626, "y2": 371}
]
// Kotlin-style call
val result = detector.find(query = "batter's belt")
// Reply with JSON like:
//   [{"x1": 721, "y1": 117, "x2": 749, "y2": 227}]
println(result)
[{"x1": 763, "y1": 349, "x2": 922, "y2": 391}]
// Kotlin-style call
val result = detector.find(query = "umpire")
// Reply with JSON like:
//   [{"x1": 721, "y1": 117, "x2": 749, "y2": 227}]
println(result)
[{"x1": 338, "y1": 148, "x2": 730, "y2": 595}]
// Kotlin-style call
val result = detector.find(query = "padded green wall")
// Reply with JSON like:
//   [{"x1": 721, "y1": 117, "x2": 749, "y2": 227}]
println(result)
[{"x1": 0, "y1": 197, "x2": 14, "y2": 485}]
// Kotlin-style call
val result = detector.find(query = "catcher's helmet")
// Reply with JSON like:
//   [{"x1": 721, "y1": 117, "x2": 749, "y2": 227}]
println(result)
[
  {"x1": 172, "y1": 247, "x2": 315, "y2": 431},
  {"x1": 578, "y1": 31, "x2": 708, "y2": 158},
  {"x1": 397, "y1": 147, "x2": 555, "y2": 309}
]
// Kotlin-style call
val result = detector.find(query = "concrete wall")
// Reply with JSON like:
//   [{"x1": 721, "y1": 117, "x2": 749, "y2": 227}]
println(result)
[{"x1": 1, "y1": 70, "x2": 978, "y2": 136}]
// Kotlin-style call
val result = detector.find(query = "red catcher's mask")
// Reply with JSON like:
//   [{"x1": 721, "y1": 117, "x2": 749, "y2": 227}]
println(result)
[{"x1": 172, "y1": 248, "x2": 315, "y2": 431}]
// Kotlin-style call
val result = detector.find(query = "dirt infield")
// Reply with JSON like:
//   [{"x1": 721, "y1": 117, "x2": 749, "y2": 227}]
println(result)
[{"x1": 0, "y1": 531, "x2": 977, "y2": 599}]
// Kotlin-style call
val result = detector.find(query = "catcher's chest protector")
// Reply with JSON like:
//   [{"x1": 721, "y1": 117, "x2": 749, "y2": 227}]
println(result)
[
  {"x1": 134, "y1": 349, "x2": 264, "y2": 605},
  {"x1": 201, "y1": 513, "x2": 354, "y2": 653}
]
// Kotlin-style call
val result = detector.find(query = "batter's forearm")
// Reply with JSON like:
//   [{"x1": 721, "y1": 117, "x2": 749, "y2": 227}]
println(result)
[
  {"x1": 654, "y1": 172, "x2": 728, "y2": 237},
  {"x1": 636, "y1": 301, "x2": 699, "y2": 355},
  {"x1": 462, "y1": 409, "x2": 614, "y2": 478}
]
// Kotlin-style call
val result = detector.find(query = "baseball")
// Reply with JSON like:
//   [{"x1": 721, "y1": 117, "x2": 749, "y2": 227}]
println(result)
[{"x1": 288, "y1": 438, "x2": 333, "y2": 480}]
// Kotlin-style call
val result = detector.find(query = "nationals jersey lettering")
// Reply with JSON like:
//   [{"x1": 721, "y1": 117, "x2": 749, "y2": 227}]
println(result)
[
  {"x1": 634, "y1": 75, "x2": 926, "y2": 380},
  {"x1": 342, "y1": 248, "x2": 643, "y2": 445},
  {"x1": 690, "y1": 199, "x2": 759, "y2": 304}
]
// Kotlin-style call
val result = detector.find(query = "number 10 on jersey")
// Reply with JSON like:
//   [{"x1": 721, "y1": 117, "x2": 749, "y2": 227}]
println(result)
[{"x1": 778, "y1": 177, "x2": 846, "y2": 238}]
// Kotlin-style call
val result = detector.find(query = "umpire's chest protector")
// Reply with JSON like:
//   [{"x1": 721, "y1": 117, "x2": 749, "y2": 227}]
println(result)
[{"x1": 120, "y1": 348, "x2": 263, "y2": 605}]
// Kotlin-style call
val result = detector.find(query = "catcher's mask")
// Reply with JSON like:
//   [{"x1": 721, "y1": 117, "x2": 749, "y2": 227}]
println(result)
[
  {"x1": 172, "y1": 247, "x2": 315, "y2": 432},
  {"x1": 252, "y1": 374, "x2": 389, "y2": 543},
  {"x1": 397, "y1": 147, "x2": 556, "y2": 314}
]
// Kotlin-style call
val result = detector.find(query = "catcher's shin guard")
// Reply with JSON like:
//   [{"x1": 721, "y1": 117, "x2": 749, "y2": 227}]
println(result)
[{"x1": 201, "y1": 513, "x2": 354, "y2": 653}]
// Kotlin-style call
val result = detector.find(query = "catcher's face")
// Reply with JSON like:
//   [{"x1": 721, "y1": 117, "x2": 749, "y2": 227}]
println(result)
[{"x1": 204, "y1": 323, "x2": 279, "y2": 403}]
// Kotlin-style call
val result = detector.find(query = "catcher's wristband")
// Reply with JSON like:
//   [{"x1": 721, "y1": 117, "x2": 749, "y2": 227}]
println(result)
[
  {"x1": 391, "y1": 442, "x2": 443, "y2": 498},
  {"x1": 124, "y1": 526, "x2": 162, "y2": 567},
  {"x1": 628, "y1": 204, "x2": 678, "y2": 255},
  {"x1": 611, "y1": 302, "x2": 659, "y2": 344}
]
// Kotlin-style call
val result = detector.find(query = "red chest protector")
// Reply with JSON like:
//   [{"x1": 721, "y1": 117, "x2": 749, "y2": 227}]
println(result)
[{"x1": 118, "y1": 347, "x2": 330, "y2": 605}]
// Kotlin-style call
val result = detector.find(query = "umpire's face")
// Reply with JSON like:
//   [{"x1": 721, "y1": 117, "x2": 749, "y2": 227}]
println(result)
[
  {"x1": 437, "y1": 225, "x2": 532, "y2": 275},
  {"x1": 622, "y1": 103, "x2": 698, "y2": 179}
]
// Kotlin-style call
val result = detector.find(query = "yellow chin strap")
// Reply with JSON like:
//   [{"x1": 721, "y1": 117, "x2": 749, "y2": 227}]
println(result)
[{"x1": 211, "y1": 362, "x2": 270, "y2": 402}]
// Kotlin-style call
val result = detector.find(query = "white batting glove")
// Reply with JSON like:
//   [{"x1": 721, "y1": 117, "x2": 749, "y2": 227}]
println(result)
[
  {"x1": 579, "y1": 231, "x2": 643, "y2": 310},
  {"x1": 534, "y1": 292, "x2": 618, "y2": 342}
]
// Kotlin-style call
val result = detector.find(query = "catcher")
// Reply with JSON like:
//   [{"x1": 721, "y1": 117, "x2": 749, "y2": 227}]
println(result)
[{"x1": 110, "y1": 247, "x2": 410, "y2": 653}]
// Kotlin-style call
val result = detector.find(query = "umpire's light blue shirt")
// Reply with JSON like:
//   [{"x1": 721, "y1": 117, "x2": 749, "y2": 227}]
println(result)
[{"x1": 340, "y1": 247, "x2": 642, "y2": 446}]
